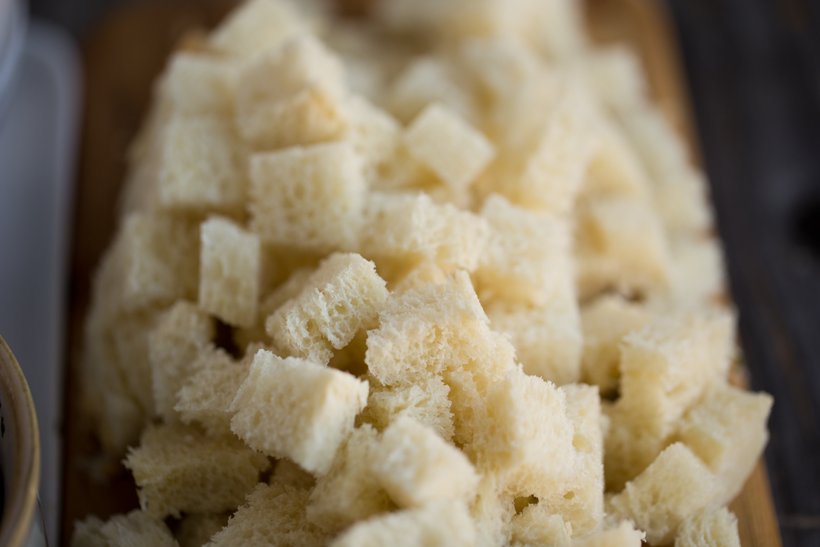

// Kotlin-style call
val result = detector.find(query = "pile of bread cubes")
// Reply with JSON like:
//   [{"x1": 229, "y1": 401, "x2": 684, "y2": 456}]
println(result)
[{"x1": 73, "y1": 0, "x2": 773, "y2": 546}]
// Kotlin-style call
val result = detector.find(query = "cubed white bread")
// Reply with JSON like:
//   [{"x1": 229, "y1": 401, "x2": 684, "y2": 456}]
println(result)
[
  {"x1": 270, "y1": 458, "x2": 316, "y2": 490},
  {"x1": 71, "y1": 510, "x2": 178, "y2": 547},
  {"x1": 403, "y1": 103, "x2": 495, "y2": 190},
  {"x1": 365, "y1": 270, "x2": 512, "y2": 386},
  {"x1": 655, "y1": 235, "x2": 726, "y2": 313},
  {"x1": 529, "y1": 384, "x2": 604, "y2": 537},
  {"x1": 458, "y1": 37, "x2": 543, "y2": 106},
  {"x1": 360, "y1": 192, "x2": 489, "y2": 272},
  {"x1": 608, "y1": 443, "x2": 717, "y2": 545},
  {"x1": 358, "y1": 374, "x2": 455, "y2": 442},
  {"x1": 583, "y1": 119, "x2": 651, "y2": 200},
  {"x1": 229, "y1": 350, "x2": 369, "y2": 475},
  {"x1": 580, "y1": 295, "x2": 654, "y2": 396},
  {"x1": 306, "y1": 424, "x2": 393, "y2": 533},
  {"x1": 510, "y1": 508, "x2": 571, "y2": 547},
  {"x1": 235, "y1": 35, "x2": 347, "y2": 149},
  {"x1": 372, "y1": 417, "x2": 479, "y2": 508},
  {"x1": 249, "y1": 142, "x2": 365, "y2": 252},
  {"x1": 654, "y1": 170, "x2": 713, "y2": 237},
  {"x1": 149, "y1": 301, "x2": 215, "y2": 422},
  {"x1": 605, "y1": 311, "x2": 735, "y2": 489},
  {"x1": 176, "y1": 513, "x2": 229, "y2": 547},
  {"x1": 343, "y1": 95, "x2": 403, "y2": 187},
  {"x1": 585, "y1": 45, "x2": 648, "y2": 112},
  {"x1": 124, "y1": 423, "x2": 270, "y2": 518},
  {"x1": 497, "y1": 82, "x2": 598, "y2": 216},
  {"x1": 175, "y1": 348, "x2": 251, "y2": 437},
  {"x1": 677, "y1": 384, "x2": 773, "y2": 505},
  {"x1": 392, "y1": 261, "x2": 449, "y2": 296},
  {"x1": 471, "y1": 475, "x2": 516, "y2": 547},
  {"x1": 162, "y1": 52, "x2": 237, "y2": 118},
  {"x1": 209, "y1": 0, "x2": 316, "y2": 60},
  {"x1": 206, "y1": 483, "x2": 329, "y2": 547},
  {"x1": 198, "y1": 217, "x2": 261, "y2": 327},
  {"x1": 329, "y1": 500, "x2": 477, "y2": 547},
  {"x1": 157, "y1": 115, "x2": 246, "y2": 216},
  {"x1": 473, "y1": 367, "x2": 578, "y2": 489},
  {"x1": 111, "y1": 212, "x2": 200, "y2": 313},
  {"x1": 675, "y1": 507, "x2": 741, "y2": 547},
  {"x1": 266, "y1": 253, "x2": 388, "y2": 364},
  {"x1": 385, "y1": 56, "x2": 479, "y2": 125},
  {"x1": 485, "y1": 298, "x2": 582, "y2": 386},
  {"x1": 570, "y1": 520, "x2": 645, "y2": 547},
  {"x1": 528, "y1": 0, "x2": 588, "y2": 61},
  {"x1": 475, "y1": 193, "x2": 574, "y2": 307},
  {"x1": 108, "y1": 311, "x2": 160, "y2": 420},
  {"x1": 575, "y1": 196, "x2": 671, "y2": 298}
]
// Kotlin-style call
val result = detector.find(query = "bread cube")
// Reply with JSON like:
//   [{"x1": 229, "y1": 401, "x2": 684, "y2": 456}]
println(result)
[
  {"x1": 360, "y1": 192, "x2": 489, "y2": 272},
  {"x1": 485, "y1": 298, "x2": 582, "y2": 386},
  {"x1": 585, "y1": 45, "x2": 648, "y2": 112},
  {"x1": 358, "y1": 374, "x2": 455, "y2": 442},
  {"x1": 266, "y1": 253, "x2": 388, "y2": 364},
  {"x1": 162, "y1": 52, "x2": 237, "y2": 117},
  {"x1": 71, "y1": 510, "x2": 177, "y2": 547},
  {"x1": 608, "y1": 443, "x2": 717, "y2": 545},
  {"x1": 571, "y1": 520, "x2": 645, "y2": 547},
  {"x1": 583, "y1": 120, "x2": 651, "y2": 200},
  {"x1": 249, "y1": 142, "x2": 365, "y2": 252},
  {"x1": 676, "y1": 507, "x2": 741, "y2": 547},
  {"x1": 235, "y1": 36, "x2": 347, "y2": 149},
  {"x1": 343, "y1": 95, "x2": 403, "y2": 187},
  {"x1": 198, "y1": 217, "x2": 261, "y2": 327},
  {"x1": 209, "y1": 0, "x2": 315, "y2": 59},
  {"x1": 109, "y1": 311, "x2": 160, "y2": 419},
  {"x1": 403, "y1": 103, "x2": 495, "y2": 190},
  {"x1": 392, "y1": 261, "x2": 449, "y2": 296},
  {"x1": 329, "y1": 500, "x2": 476, "y2": 547},
  {"x1": 458, "y1": 38, "x2": 543, "y2": 105},
  {"x1": 270, "y1": 458, "x2": 316, "y2": 490},
  {"x1": 510, "y1": 509, "x2": 571, "y2": 547},
  {"x1": 207, "y1": 483, "x2": 329, "y2": 547},
  {"x1": 472, "y1": 367, "x2": 578, "y2": 488},
  {"x1": 124, "y1": 423, "x2": 270, "y2": 518},
  {"x1": 175, "y1": 349, "x2": 251, "y2": 437},
  {"x1": 654, "y1": 170, "x2": 713, "y2": 237},
  {"x1": 580, "y1": 295, "x2": 654, "y2": 396},
  {"x1": 470, "y1": 475, "x2": 516, "y2": 547},
  {"x1": 475, "y1": 193, "x2": 573, "y2": 307},
  {"x1": 528, "y1": 0, "x2": 587, "y2": 62},
  {"x1": 176, "y1": 513, "x2": 229, "y2": 547},
  {"x1": 230, "y1": 350, "x2": 369, "y2": 475},
  {"x1": 373, "y1": 417, "x2": 479, "y2": 508},
  {"x1": 677, "y1": 384, "x2": 773, "y2": 505},
  {"x1": 149, "y1": 301, "x2": 215, "y2": 421},
  {"x1": 157, "y1": 116, "x2": 246, "y2": 215},
  {"x1": 659, "y1": 235, "x2": 726, "y2": 312},
  {"x1": 306, "y1": 425, "x2": 393, "y2": 533}
]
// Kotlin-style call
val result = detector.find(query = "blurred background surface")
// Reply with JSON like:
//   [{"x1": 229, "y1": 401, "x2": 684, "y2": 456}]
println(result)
[{"x1": 1, "y1": 0, "x2": 818, "y2": 545}]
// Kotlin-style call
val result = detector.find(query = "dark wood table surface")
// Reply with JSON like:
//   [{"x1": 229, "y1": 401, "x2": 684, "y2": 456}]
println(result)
[{"x1": 28, "y1": 0, "x2": 820, "y2": 545}]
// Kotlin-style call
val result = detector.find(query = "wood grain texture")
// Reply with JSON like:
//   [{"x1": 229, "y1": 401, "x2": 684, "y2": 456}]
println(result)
[{"x1": 62, "y1": 1, "x2": 783, "y2": 545}]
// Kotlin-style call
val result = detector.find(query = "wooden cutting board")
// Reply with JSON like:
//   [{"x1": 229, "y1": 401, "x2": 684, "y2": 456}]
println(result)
[{"x1": 61, "y1": 0, "x2": 783, "y2": 545}]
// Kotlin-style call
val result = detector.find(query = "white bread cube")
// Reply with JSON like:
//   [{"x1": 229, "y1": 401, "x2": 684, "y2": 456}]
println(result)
[
  {"x1": 528, "y1": 0, "x2": 587, "y2": 62},
  {"x1": 372, "y1": 417, "x2": 479, "y2": 508},
  {"x1": 248, "y1": 142, "x2": 365, "y2": 252},
  {"x1": 343, "y1": 95, "x2": 402, "y2": 187},
  {"x1": 162, "y1": 53, "x2": 237, "y2": 117},
  {"x1": 620, "y1": 106, "x2": 691, "y2": 190},
  {"x1": 149, "y1": 301, "x2": 215, "y2": 422},
  {"x1": 358, "y1": 374, "x2": 455, "y2": 442},
  {"x1": 209, "y1": 0, "x2": 314, "y2": 59},
  {"x1": 677, "y1": 384, "x2": 773, "y2": 505},
  {"x1": 472, "y1": 367, "x2": 578, "y2": 488},
  {"x1": 157, "y1": 116, "x2": 246, "y2": 215},
  {"x1": 229, "y1": 350, "x2": 369, "y2": 475},
  {"x1": 658, "y1": 235, "x2": 726, "y2": 313},
  {"x1": 235, "y1": 36, "x2": 347, "y2": 149},
  {"x1": 676, "y1": 507, "x2": 741, "y2": 547},
  {"x1": 485, "y1": 298, "x2": 582, "y2": 386},
  {"x1": 270, "y1": 458, "x2": 316, "y2": 490},
  {"x1": 124, "y1": 423, "x2": 270, "y2": 518},
  {"x1": 392, "y1": 261, "x2": 449, "y2": 296},
  {"x1": 198, "y1": 217, "x2": 261, "y2": 327},
  {"x1": 109, "y1": 311, "x2": 160, "y2": 419},
  {"x1": 403, "y1": 103, "x2": 495, "y2": 190},
  {"x1": 458, "y1": 37, "x2": 543, "y2": 105},
  {"x1": 176, "y1": 513, "x2": 229, "y2": 547},
  {"x1": 608, "y1": 443, "x2": 717, "y2": 545},
  {"x1": 329, "y1": 500, "x2": 476, "y2": 547},
  {"x1": 583, "y1": 119, "x2": 651, "y2": 200},
  {"x1": 71, "y1": 510, "x2": 177, "y2": 547},
  {"x1": 470, "y1": 475, "x2": 515, "y2": 547},
  {"x1": 585, "y1": 45, "x2": 648, "y2": 112},
  {"x1": 654, "y1": 170, "x2": 713, "y2": 236},
  {"x1": 306, "y1": 425, "x2": 393, "y2": 533},
  {"x1": 580, "y1": 295, "x2": 654, "y2": 395},
  {"x1": 571, "y1": 520, "x2": 645, "y2": 547},
  {"x1": 510, "y1": 509, "x2": 571, "y2": 547},
  {"x1": 360, "y1": 192, "x2": 489, "y2": 273},
  {"x1": 266, "y1": 253, "x2": 388, "y2": 364},
  {"x1": 476, "y1": 193, "x2": 573, "y2": 307},
  {"x1": 175, "y1": 349, "x2": 251, "y2": 437},
  {"x1": 206, "y1": 483, "x2": 329, "y2": 547}
]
